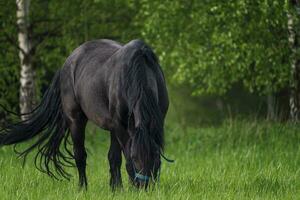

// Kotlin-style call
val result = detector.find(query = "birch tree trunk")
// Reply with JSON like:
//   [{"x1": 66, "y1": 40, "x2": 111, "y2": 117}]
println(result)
[
  {"x1": 288, "y1": 0, "x2": 300, "y2": 122},
  {"x1": 16, "y1": 0, "x2": 35, "y2": 120}
]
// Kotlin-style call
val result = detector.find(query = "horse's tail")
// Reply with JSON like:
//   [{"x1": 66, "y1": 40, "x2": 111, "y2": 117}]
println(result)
[
  {"x1": 122, "y1": 40, "x2": 164, "y2": 155},
  {"x1": 0, "y1": 70, "x2": 74, "y2": 180}
]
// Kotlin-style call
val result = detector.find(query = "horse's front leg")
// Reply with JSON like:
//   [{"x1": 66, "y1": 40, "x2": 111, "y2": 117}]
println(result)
[{"x1": 108, "y1": 132, "x2": 122, "y2": 190}]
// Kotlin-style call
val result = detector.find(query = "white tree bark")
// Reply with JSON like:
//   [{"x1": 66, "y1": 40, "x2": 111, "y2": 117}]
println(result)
[
  {"x1": 16, "y1": 0, "x2": 35, "y2": 119},
  {"x1": 288, "y1": 0, "x2": 300, "y2": 121}
]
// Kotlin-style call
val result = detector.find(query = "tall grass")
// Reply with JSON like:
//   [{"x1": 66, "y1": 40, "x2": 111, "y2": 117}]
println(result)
[{"x1": 0, "y1": 120, "x2": 299, "y2": 199}]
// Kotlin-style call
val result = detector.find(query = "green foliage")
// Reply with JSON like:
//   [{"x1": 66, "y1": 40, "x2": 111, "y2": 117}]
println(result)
[
  {"x1": 139, "y1": 0, "x2": 291, "y2": 95},
  {"x1": 0, "y1": 0, "x2": 142, "y2": 117},
  {"x1": 0, "y1": 121, "x2": 299, "y2": 199},
  {"x1": 0, "y1": 0, "x2": 295, "y2": 120},
  {"x1": 0, "y1": 1, "x2": 19, "y2": 122}
]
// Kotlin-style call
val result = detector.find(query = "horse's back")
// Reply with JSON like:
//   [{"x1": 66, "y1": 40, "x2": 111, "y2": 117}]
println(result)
[{"x1": 65, "y1": 39, "x2": 121, "y2": 76}]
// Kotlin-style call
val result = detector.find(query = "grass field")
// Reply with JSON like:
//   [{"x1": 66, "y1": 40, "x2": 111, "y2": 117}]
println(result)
[{"x1": 0, "y1": 120, "x2": 299, "y2": 200}]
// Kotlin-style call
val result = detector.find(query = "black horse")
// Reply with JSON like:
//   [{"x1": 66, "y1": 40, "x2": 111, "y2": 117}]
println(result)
[{"x1": 0, "y1": 39, "x2": 170, "y2": 190}]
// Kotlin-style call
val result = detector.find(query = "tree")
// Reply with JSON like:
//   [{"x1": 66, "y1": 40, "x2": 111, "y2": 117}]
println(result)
[
  {"x1": 16, "y1": 0, "x2": 35, "y2": 119},
  {"x1": 0, "y1": 0, "x2": 142, "y2": 121},
  {"x1": 138, "y1": 0, "x2": 294, "y2": 120},
  {"x1": 1, "y1": 1, "x2": 61, "y2": 119},
  {"x1": 288, "y1": 0, "x2": 300, "y2": 121}
]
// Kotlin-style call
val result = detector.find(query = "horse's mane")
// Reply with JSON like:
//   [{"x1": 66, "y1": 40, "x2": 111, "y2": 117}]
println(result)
[{"x1": 121, "y1": 40, "x2": 164, "y2": 160}]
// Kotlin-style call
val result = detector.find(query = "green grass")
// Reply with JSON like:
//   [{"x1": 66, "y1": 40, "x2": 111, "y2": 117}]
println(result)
[{"x1": 0, "y1": 120, "x2": 299, "y2": 199}]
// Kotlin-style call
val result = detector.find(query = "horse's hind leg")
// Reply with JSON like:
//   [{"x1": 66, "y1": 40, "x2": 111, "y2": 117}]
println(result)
[
  {"x1": 60, "y1": 68, "x2": 88, "y2": 189},
  {"x1": 108, "y1": 132, "x2": 123, "y2": 190},
  {"x1": 68, "y1": 113, "x2": 88, "y2": 189}
]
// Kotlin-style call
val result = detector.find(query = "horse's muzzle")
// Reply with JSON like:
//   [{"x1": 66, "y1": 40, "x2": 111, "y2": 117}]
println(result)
[{"x1": 134, "y1": 172, "x2": 150, "y2": 188}]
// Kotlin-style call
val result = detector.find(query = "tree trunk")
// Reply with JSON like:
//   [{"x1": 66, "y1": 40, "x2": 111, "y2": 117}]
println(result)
[
  {"x1": 267, "y1": 94, "x2": 277, "y2": 121},
  {"x1": 288, "y1": 0, "x2": 300, "y2": 122},
  {"x1": 16, "y1": 0, "x2": 35, "y2": 120}
]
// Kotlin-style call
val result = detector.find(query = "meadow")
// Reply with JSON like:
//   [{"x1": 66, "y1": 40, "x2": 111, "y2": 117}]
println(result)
[{"x1": 0, "y1": 120, "x2": 299, "y2": 200}]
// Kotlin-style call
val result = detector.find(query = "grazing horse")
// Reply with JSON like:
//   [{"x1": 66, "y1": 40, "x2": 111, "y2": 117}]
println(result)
[{"x1": 0, "y1": 39, "x2": 170, "y2": 189}]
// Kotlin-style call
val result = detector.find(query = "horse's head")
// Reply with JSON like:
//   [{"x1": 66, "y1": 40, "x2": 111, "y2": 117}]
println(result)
[{"x1": 124, "y1": 126, "x2": 162, "y2": 188}]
